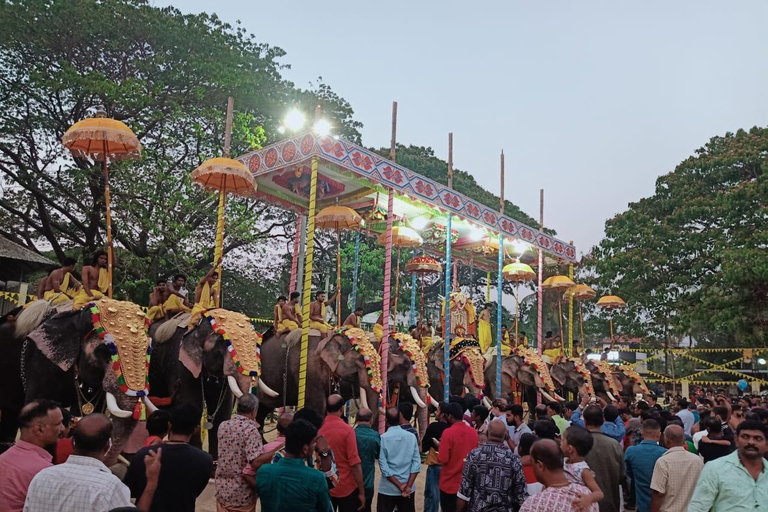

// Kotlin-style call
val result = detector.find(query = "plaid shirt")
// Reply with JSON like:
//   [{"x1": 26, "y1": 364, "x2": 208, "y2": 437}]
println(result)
[{"x1": 457, "y1": 442, "x2": 528, "y2": 512}]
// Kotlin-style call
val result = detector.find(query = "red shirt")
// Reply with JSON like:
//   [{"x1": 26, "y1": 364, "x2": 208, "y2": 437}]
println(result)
[
  {"x1": 437, "y1": 421, "x2": 478, "y2": 494},
  {"x1": 54, "y1": 438, "x2": 74, "y2": 464},
  {"x1": 319, "y1": 414, "x2": 362, "y2": 498}
]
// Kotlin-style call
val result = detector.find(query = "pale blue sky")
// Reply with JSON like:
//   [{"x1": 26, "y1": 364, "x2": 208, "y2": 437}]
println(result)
[{"x1": 162, "y1": 1, "x2": 768, "y2": 253}]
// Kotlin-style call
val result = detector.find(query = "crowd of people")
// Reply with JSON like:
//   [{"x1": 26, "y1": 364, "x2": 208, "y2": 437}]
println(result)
[{"x1": 0, "y1": 389, "x2": 767, "y2": 512}]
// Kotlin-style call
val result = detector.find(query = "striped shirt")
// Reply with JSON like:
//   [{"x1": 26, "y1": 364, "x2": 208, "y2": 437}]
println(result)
[{"x1": 23, "y1": 455, "x2": 133, "y2": 512}]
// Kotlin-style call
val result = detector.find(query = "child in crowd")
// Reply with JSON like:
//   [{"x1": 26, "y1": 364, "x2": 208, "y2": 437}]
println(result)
[
  {"x1": 144, "y1": 409, "x2": 171, "y2": 447},
  {"x1": 561, "y1": 425, "x2": 604, "y2": 510}
]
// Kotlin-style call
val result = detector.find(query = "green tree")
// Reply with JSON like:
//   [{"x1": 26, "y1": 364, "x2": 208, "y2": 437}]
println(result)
[{"x1": 584, "y1": 127, "x2": 768, "y2": 348}]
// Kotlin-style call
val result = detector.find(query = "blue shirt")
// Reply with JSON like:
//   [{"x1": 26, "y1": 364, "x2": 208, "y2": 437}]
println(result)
[
  {"x1": 378, "y1": 425, "x2": 422, "y2": 496},
  {"x1": 624, "y1": 440, "x2": 666, "y2": 512},
  {"x1": 570, "y1": 410, "x2": 626, "y2": 442},
  {"x1": 688, "y1": 449, "x2": 768, "y2": 512},
  {"x1": 354, "y1": 424, "x2": 380, "y2": 491}
]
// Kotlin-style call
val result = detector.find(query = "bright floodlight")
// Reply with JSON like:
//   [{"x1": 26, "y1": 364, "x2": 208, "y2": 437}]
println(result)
[
  {"x1": 277, "y1": 125, "x2": 286, "y2": 134},
  {"x1": 411, "y1": 216, "x2": 429, "y2": 230},
  {"x1": 510, "y1": 240, "x2": 531, "y2": 256},
  {"x1": 470, "y1": 227, "x2": 485, "y2": 241},
  {"x1": 313, "y1": 118, "x2": 332, "y2": 136},
  {"x1": 760, "y1": 358, "x2": 767, "y2": 365},
  {"x1": 284, "y1": 109, "x2": 306, "y2": 131}
]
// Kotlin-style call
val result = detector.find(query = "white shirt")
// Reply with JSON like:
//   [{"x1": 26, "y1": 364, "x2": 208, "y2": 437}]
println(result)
[
  {"x1": 23, "y1": 455, "x2": 133, "y2": 512},
  {"x1": 692, "y1": 429, "x2": 707, "y2": 450},
  {"x1": 675, "y1": 408, "x2": 695, "y2": 436}
]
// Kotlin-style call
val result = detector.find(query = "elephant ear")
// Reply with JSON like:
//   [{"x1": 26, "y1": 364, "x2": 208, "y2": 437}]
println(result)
[
  {"x1": 317, "y1": 334, "x2": 346, "y2": 373},
  {"x1": 28, "y1": 309, "x2": 92, "y2": 372},
  {"x1": 179, "y1": 321, "x2": 214, "y2": 378}
]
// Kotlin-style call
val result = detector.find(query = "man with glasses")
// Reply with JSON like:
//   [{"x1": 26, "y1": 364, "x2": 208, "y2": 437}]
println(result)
[
  {"x1": 0, "y1": 400, "x2": 63, "y2": 512},
  {"x1": 24, "y1": 413, "x2": 161, "y2": 512}
]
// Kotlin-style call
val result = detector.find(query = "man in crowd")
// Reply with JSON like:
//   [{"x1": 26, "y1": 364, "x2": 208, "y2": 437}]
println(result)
[
  {"x1": 507, "y1": 404, "x2": 531, "y2": 453},
  {"x1": 343, "y1": 306, "x2": 364, "y2": 328},
  {"x1": 571, "y1": 395, "x2": 626, "y2": 443},
  {"x1": 422, "y1": 402, "x2": 449, "y2": 512},
  {"x1": 281, "y1": 291, "x2": 302, "y2": 331},
  {"x1": 457, "y1": 419, "x2": 528, "y2": 512},
  {"x1": 697, "y1": 416, "x2": 735, "y2": 463},
  {"x1": 377, "y1": 407, "x2": 421, "y2": 512},
  {"x1": 649, "y1": 425, "x2": 703, "y2": 512},
  {"x1": 42, "y1": 257, "x2": 80, "y2": 305},
  {"x1": 471, "y1": 405, "x2": 489, "y2": 445},
  {"x1": 309, "y1": 290, "x2": 337, "y2": 335},
  {"x1": 192, "y1": 259, "x2": 221, "y2": 311},
  {"x1": 0, "y1": 400, "x2": 64, "y2": 512},
  {"x1": 547, "y1": 402, "x2": 569, "y2": 435},
  {"x1": 354, "y1": 408, "x2": 380, "y2": 512},
  {"x1": 398, "y1": 402, "x2": 419, "y2": 438},
  {"x1": 256, "y1": 419, "x2": 333, "y2": 512},
  {"x1": 437, "y1": 402, "x2": 479, "y2": 512},
  {"x1": 688, "y1": 420, "x2": 768, "y2": 511},
  {"x1": 215, "y1": 394, "x2": 268, "y2": 512},
  {"x1": 146, "y1": 279, "x2": 169, "y2": 322},
  {"x1": 583, "y1": 404, "x2": 624, "y2": 512},
  {"x1": 674, "y1": 398, "x2": 694, "y2": 436},
  {"x1": 125, "y1": 404, "x2": 213, "y2": 512},
  {"x1": 73, "y1": 250, "x2": 109, "y2": 309},
  {"x1": 520, "y1": 438, "x2": 597, "y2": 512},
  {"x1": 24, "y1": 413, "x2": 160, "y2": 512},
  {"x1": 319, "y1": 394, "x2": 366, "y2": 512},
  {"x1": 163, "y1": 273, "x2": 192, "y2": 315},
  {"x1": 624, "y1": 419, "x2": 666, "y2": 512}
]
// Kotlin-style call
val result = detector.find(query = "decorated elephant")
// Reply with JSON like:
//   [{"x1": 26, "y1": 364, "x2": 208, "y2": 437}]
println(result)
[
  {"x1": 549, "y1": 357, "x2": 593, "y2": 399},
  {"x1": 426, "y1": 337, "x2": 486, "y2": 405},
  {"x1": 612, "y1": 364, "x2": 649, "y2": 397},
  {"x1": 14, "y1": 298, "x2": 154, "y2": 465},
  {"x1": 386, "y1": 332, "x2": 430, "y2": 439},
  {"x1": 255, "y1": 327, "x2": 382, "y2": 427},
  {"x1": 0, "y1": 307, "x2": 24, "y2": 452},
  {"x1": 484, "y1": 347, "x2": 563, "y2": 407},
  {"x1": 585, "y1": 360, "x2": 623, "y2": 402},
  {"x1": 148, "y1": 309, "x2": 275, "y2": 459}
]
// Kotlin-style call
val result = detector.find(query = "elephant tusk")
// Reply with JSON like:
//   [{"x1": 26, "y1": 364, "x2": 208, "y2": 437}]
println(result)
[
  {"x1": 554, "y1": 392, "x2": 566, "y2": 402},
  {"x1": 105, "y1": 392, "x2": 133, "y2": 419},
  {"x1": 359, "y1": 387, "x2": 369, "y2": 411},
  {"x1": 482, "y1": 396, "x2": 492, "y2": 409},
  {"x1": 539, "y1": 388, "x2": 557, "y2": 404},
  {"x1": 142, "y1": 396, "x2": 158, "y2": 414},
  {"x1": 607, "y1": 391, "x2": 617, "y2": 402},
  {"x1": 258, "y1": 378, "x2": 279, "y2": 398},
  {"x1": 464, "y1": 386, "x2": 470, "y2": 395},
  {"x1": 410, "y1": 386, "x2": 427, "y2": 409},
  {"x1": 227, "y1": 376, "x2": 244, "y2": 399}
]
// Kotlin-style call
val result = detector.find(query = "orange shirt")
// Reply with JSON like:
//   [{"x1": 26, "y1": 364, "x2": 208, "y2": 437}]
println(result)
[{"x1": 318, "y1": 415, "x2": 361, "y2": 498}]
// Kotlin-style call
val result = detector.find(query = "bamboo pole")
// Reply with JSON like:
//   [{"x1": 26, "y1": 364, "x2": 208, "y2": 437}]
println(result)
[
  {"x1": 350, "y1": 231, "x2": 361, "y2": 309},
  {"x1": 289, "y1": 215, "x2": 303, "y2": 294},
  {"x1": 102, "y1": 140, "x2": 114, "y2": 299},
  {"x1": 336, "y1": 228, "x2": 341, "y2": 327},
  {"x1": 568, "y1": 242, "x2": 574, "y2": 356},
  {"x1": 443, "y1": 133, "x2": 453, "y2": 402},
  {"x1": 297, "y1": 157, "x2": 319, "y2": 409},
  {"x1": 496, "y1": 150, "x2": 505, "y2": 396},
  {"x1": 212, "y1": 97, "x2": 234, "y2": 308},
  {"x1": 380, "y1": 187, "x2": 395, "y2": 433},
  {"x1": 537, "y1": 189, "x2": 544, "y2": 355}
]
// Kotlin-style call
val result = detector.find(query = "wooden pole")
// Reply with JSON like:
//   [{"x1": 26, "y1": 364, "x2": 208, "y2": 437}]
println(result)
[
  {"x1": 380, "y1": 187, "x2": 395, "y2": 433},
  {"x1": 289, "y1": 215, "x2": 303, "y2": 294},
  {"x1": 390, "y1": 101, "x2": 398, "y2": 161},
  {"x1": 443, "y1": 133, "x2": 453, "y2": 402},
  {"x1": 568, "y1": 241, "x2": 574, "y2": 356},
  {"x1": 102, "y1": 140, "x2": 114, "y2": 299},
  {"x1": 496, "y1": 150, "x2": 505, "y2": 396},
  {"x1": 537, "y1": 189, "x2": 544, "y2": 355},
  {"x1": 213, "y1": 96, "x2": 234, "y2": 307}
]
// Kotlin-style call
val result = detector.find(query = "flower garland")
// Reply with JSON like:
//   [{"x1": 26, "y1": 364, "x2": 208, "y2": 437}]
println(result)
[
  {"x1": 393, "y1": 332, "x2": 428, "y2": 388},
  {"x1": 202, "y1": 310, "x2": 261, "y2": 377},
  {"x1": 568, "y1": 357, "x2": 593, "y2": 395},
  {"x1": 449, "y1": 337, "x2": 485, "y2": 390},
  {"x1": 514, "y1": 346, "x2": 557, "y2": 392},
  {"x1": 617, "y1": 365, "x2": 649, "y2": 394},
  {"x1": 90, "y1": 302, "x2": 151, "y2": 398},
  {"x1": 340, "y1": 327, "x2": 382, "y2": 393}
]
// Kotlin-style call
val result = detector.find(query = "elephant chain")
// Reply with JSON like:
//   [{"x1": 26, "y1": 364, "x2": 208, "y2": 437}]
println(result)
[
  {"x1": 202, "y1": 377, "x2": 228, "y2": 429},
  {"x1": 282, "y1": 344, "x2": 290, "y2": 408},
  {"x1": 20, "y1": 339, "x2": 28, "y2": 392}
]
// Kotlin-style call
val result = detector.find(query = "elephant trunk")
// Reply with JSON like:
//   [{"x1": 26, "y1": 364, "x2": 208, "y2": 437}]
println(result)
[
  {"x1": 359, "y1": 387, "x2": 369, "y2": 411},
  {"x1": 416, "y1": 388, "x2": 429, "y2": 442}
]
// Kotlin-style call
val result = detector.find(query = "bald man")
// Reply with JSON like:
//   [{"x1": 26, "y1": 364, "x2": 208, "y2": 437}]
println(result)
[
  {"x1": 25, "y1": 414, "x2": 161, "y2": 511},
  {"x1": 649, "y1": 425, "x2": 703, "y2": 512},
  {"x1": 521, "y1": 439, "x2": 597, "y2": 512},
  {"x1": 319, "y1": 395, "x2": 366, "y2": 511},
  {"x1": 457, "y1": 419, "x2": 527, "y2": 512}
]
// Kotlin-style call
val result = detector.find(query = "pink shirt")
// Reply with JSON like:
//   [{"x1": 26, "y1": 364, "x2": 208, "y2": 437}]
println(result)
[{"x1": 0, "y1": 440, "x2": 54, "y2": 512}]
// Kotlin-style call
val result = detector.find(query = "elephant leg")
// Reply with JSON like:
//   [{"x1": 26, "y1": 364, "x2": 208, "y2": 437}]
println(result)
[{"x1": 175, "y1": 366, "x2": 204, "y2": 450}]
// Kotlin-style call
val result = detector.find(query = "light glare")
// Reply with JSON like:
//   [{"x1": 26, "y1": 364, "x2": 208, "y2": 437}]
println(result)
[
  {"x1": 470, "y1": 227, "x2": 485, "y2": 241},
  {"x1": 759, "y1": 358, "x2": 767, "y2": 365},
  {"x1": 313, "y1": 118, "x2": 332, "y2": 136},
  {"x1": 510, "y1": 240, "x2": 531, "y2": 256},
  {"x1": 284, "y1": 109, "x2": 306, "y2": 131},
  {"x1": 411, "y1": 216, "x2": 429, "y2": 230}
]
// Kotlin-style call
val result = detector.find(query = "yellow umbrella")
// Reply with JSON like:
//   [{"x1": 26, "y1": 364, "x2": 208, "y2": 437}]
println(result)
[
  {"x1": 597, "y1": 294, "x2": 626, "y2": 348},
  {"x1": 564, "y1": 284, "x2": 596, "y2": 352},
  {"x1": 315, "y1": 206, "x2": 363, "y2": 326},
  {"x1": 542, "y1": 275, "x2": 576, "y2": 343},
  {"x1": 377, "y1": 226, "x2": 423, "y2": 314},
  {"x1": 62, "y1": 112, "x2": 142, "y2": 298},
  {"x1": 502, "y1": 260, "x2": 536, "y2": 340}
]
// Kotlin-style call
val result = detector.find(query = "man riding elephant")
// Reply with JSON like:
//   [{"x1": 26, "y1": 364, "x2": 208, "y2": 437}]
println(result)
[
  {"x1": 309, "y1": 290, "x2": 336, "y2": 335},
  {"x1": 72, "y1": 250, "x2": 109, "y2": 310}
]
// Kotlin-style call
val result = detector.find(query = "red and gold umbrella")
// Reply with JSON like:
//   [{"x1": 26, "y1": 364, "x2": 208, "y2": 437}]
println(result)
[
  {"x1": 406, "y1": 255, "x2": 442, "y2": 326},
  {"x1": 316, "y1": 206, "x2": 363, "y2": 326},
  {"x1": 62, "y1": 112, "x2": 142, "y2": 298}
]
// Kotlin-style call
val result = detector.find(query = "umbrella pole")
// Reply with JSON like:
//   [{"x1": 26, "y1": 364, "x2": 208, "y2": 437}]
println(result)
[
  {"x1": 420, "y1": 276, "x2": 425, "y2": 325},
  {"x1": 579, "y1": 302, "x2": 586, "y2": 354},
  {"x1": 609, "y1": 311, "x2": 615, "y2": 350},
  {"x1": 102, "y1": 140, "x2": 114, "y2": 299},
  {"x1": 213, "y1": 187, "x2": 225, "y2": 308},
  {"x1": 350, "y1": 230, "x2": 361, "y2": 310},
  {"x1": 298, "y1": 157, "x2": 319, "y2": 409},
  {"x1": 514, "y1": 282, "x2": 520, "y2": 340},
  {"x1": 393, "y1": 245, "x2": 401, "y2": 317},
  {"x1": 558, "y1": 297, "x2": 564, "y2": 347},
  {"x1": 568, "y1": 258, "x2": 574, "y2": 357},
  {"x1": 336, "y1": 228, "x2": 341, "y2": 327}
]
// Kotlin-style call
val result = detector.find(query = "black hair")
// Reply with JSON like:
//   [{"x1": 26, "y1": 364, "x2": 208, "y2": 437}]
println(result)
[
  {"x1": 636, "y1": 401, "x2": 650, "y2": 411},
  {"x1": 60, "y1": 407, "x2": 72, "y2": 429},
  {"x1": 583, "y1": 405, "x2": 604, "y2": 427},
  {"x1": 170, "y1": 404, "x2": 201, "y2": 436},
  {"x1": 354, "y1": 307, "x2": 363, "y2": 313},
  {"x1": 736, "y1": 419, "x2": 768, "y2": 437},
  {"x1": 173, "y1": 273, "x2": 187, "y2": 282},
  {"x1": 409, "y1": 325, "x2": 417, "y2": 332},
  {"x1": 357, "y1": 409, "x2": 373, "y2": 422},
  {"x1": 548, "y1": 402, "x2": 563, "y2": 415},
  {"x1": 146, "y1": 410, "x2": 171, "y2": 437},
  {"x1": 386, "y1": 408, "x2": 401, "y2": 427},
  {"x1": 518, "y1": 432, "x2": 536, "y2": 456},
  {"x1": 326, "y1": 395, "x2": 345, "y2": 413},
  {"x1": 713, "y1": 406, "x2": 729, "y2": 420},
  {"x1": 91, "y1": 250, "x2": 107, "y2": 266},
  {"x1": 294, "y1": 407, "x2": 324, "y2": 430},
  {"x1": 61, "y1": 257, "x2": 77, "y2": 267},
  {"x1": 463, "y1": 394, "x2": 481, "y2": 412},
  {"x1": 508, "y1": 404, "x2": 524, "y2": 417},
  {"x1": 18, "y1": 400, "x2": 61, "y2": 429},
  {"x1": 531, "y1": 439, "x2": 564, "y2": 470},
  {"x1": 604, "y1": 405, "x2": 620, "y2": 423},
  {"x1": 73, "y1": 418, "x2": 112, "y2": 453},
  {"x1": 398, "y1": 402, "x2": 414, "y2": 421},
  {"x1": 445, "y1": 403, "x2": 464, "y2": 421},
  {"x1": 290, "y1": 291, "x2": 300, "y2": 300},
  {"x1": 534, "y1": 419, "x2": 558, "y2": 440},
  {"x1": 472, "y1": 405, "x2": 489, "y2": 422},
  {"x1": 449, "y1": 395, "x2": 466, "y2": 411},
  {"x1": 642, "y1": 419, "x2": 661, "y2": 432},
  {"x1": 678, "y1": 398, "x2": 689, "y2": 409},
  {"x1": 703, "y1": 416, "x2": 722, "y2": 433},
  {"x1": 277, "y1": 296, "x2": 287, "y2": 302},
  {"x1": 284, "y1": 419, "x2": 318, "y2": 456},
  {"x1": 564, "y1": 425, "x2": 594, "y2": 456},
  {"x1": 315, "y1": 291, "x2": 326, "y2": 299},
  {"x1": 564, "y1": 401, "x2": 579, "y2": 412},
  {"x1": 156, "y1": 279, "x2": 166, "y2": 285}
]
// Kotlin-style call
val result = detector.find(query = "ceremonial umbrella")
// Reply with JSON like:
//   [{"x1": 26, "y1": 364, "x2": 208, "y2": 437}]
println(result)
[
  {"x1": 62, "y1": 112, "x2": 142, "y2": 298},
  {"x1": 564, "y1": 284, "x2": 596, "y2": 353},
  {"x1": 377, "y1": 226, "x2": 423, "y2": 316},
  {"x1": 191, "y1": 157, "x2": 256, "y2": 306},
  {"x1": 542, "y1": 275, "x2": 576, "y2": 345},
  {"x1": 315, "y1": 205, "x2": 363, "y2": 326},
  {"x1": 596, "y1": 294, "x2": 626, "y2": 349},
  {"x1": 405, "y1": 255, "x2": 442, "y2": 326},
  {"x1": 502, "y1": 260, "x2": 536, "y2": 339}
]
